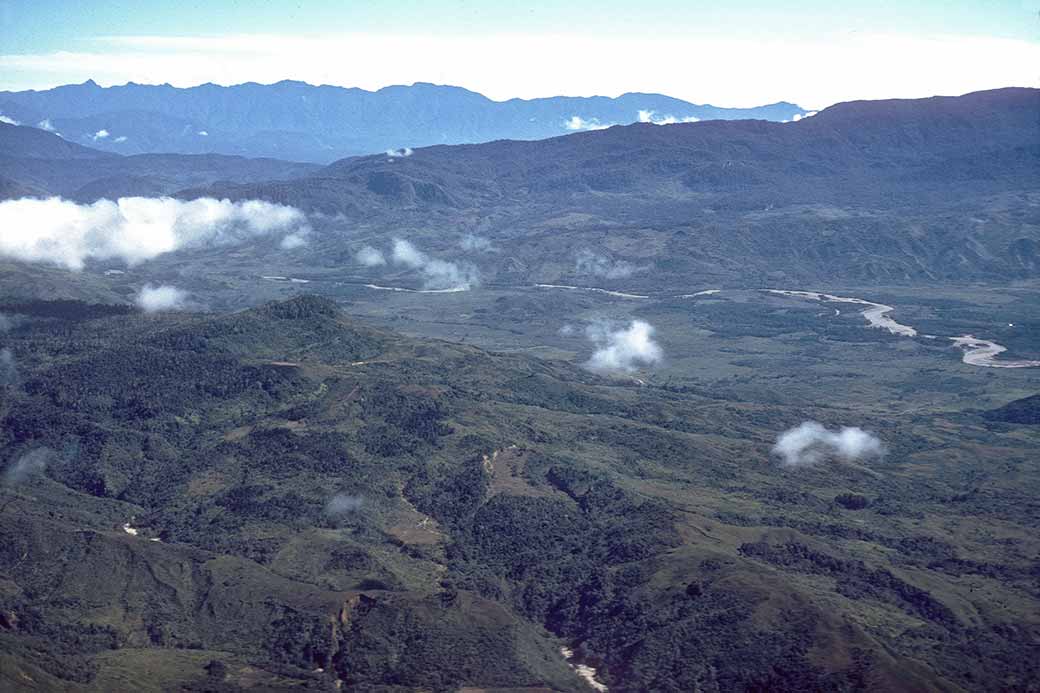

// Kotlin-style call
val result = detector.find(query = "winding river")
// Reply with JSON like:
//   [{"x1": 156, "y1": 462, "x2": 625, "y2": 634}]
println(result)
[
  {"x1": 949, "y1": 335, "x2": 1040, "y2": 369},
  {"x1": 538, "y1": 285, "x2": 1039, "y2": 369},
  {"x1": 764, "y1": 289, "x2": 1036, "y2": 368},
  {"x1": 259, "y1": 276, "x2": 1036, "y2": 369},
  {"x1": 763, "y1": 290, "x2": 918, "y2": 336},
  {"x1": 535, "y1": 283, "x2": 649, "y2": 299},
  {"x1": 362, "y1": 283, "x2": 469, "y2": 294}
]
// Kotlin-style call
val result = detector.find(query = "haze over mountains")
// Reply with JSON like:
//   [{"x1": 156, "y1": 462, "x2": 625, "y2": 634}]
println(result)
[{"x1": 0, "y1": 79, "x2": 808, "y2": 162}]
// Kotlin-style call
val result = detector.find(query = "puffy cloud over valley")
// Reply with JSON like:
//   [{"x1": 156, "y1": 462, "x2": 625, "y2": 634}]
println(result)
[
  {"x1": 0, "y1": 196, "x2": 312, "y2": 270},
  {"x1": 772, "y1": 421, "x2": 885, "y2": 467},
  {"x1": 355, "y1": 245, "x2": 387, "y2": 266},
  {"x1": 575, "y1": 249, "x2": 637, "y2": 279},
  {"x1": 136, "y1": 284, "x2": 190, "y2": 313},
  {"x1": 391, "y1": 238, "x2": 479, "y2": 290},
  {"x1": 585, "y1": 319, "x2": 663, "y2": 372}
]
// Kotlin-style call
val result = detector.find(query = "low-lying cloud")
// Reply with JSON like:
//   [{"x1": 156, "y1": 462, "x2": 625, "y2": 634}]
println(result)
[
  {"x1": 0, "y1": 196, "x2": 312, "y2": 270},
  {"x1": 575, "y1": 249, "x2": 637, "y2": 279},
  {"x1": 279, "y1": 230, "x2": 309, "y2": 249},
  {"x1": 391, "y1": 239, "x2": 426, "y2": 268},
  {"x1": 638, "y1": 109, "x2": 700, "y2": 125},
  {"x1": 565, "y1": 116, "x2": 610, "y2": 131},
  {"x1": 136, "y1": 284, "x2": 189, "y2": 313},
  {"x1": 386, "y1": 147, "x2": 413, "y2": 158},
  {"x1": 585, "y1": 319, "x2": 663, "y2": 372},
  {"x1": 391, "y1": 238, "x2": 479, "y2": 290},
  {"x1": 772, "y1": 421, "x2": 885, "y2": 467},
  {"x1": 92, "y1": 129, "x2": 110, "y2": 140},
  {"x1": 460, "y1": 234, "x2": 494, "y2": 252},
  {"x1": 355, "y1": 245, "x2": 387, "y2": 267},
  {"x1": 0, "y1": 113, "x2": 20, "y2": 126},
  {"x1": 790, "y1": 111, "x2": 819, "y2": 122},
  {"x1": 325, "y1": 493, "x2": 364, "y2": 515},
  {"x1": 3, "y1": 448, "x2": 49, "y2": 485},
  {"x1": 37, "y1": 119, "x2": 56, "y2": 132}
]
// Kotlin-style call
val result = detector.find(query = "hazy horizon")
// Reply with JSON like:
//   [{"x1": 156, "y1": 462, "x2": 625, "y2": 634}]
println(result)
[
  {"x1": 4, "y1": 76, "x2": 1034, "y2": 113},
  {"x1": 1, "y1": 1, "x2": 1037, "y2": 110}
]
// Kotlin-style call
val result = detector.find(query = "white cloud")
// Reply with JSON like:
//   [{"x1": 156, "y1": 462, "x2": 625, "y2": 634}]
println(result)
[
  {"x1": 136, "y1": 284, "x2": 189, "y2": 312},
  {"x1": 37, "y1": 118, "x2": 55, "y2": 131},
  {"x1": 772, "y1": 421, "x2": 885, "y2": 467},
  {"x1": 355, "y1": 244, "x2": 386, "y2": 266},
  {"x1": 386, "y1": 147, "x2": 412, "y2": 158},
  {"x1": 279, "y1": 231, "x2": 309, "y2": 249},
  {"x1": 0, "y1": 33, "x2": 1036, "y2": 110},
  {"x1": 197, "y1": 130, "x2": 209, "y2": 136},
  {"x1": 638, "y1": 109, "x2": 700, "y2": 125},
  {"x1": 459, "y1": 234, "x2": 494, "y2": 252},
  {"x1": 391, "y1": 238, "x2": 425, "y2": 268},
  {"x1": 0, "y1": 113, "x2": 20, "y2": 125},
  {"x1": 92, "y1": 129, "x2": 110, "y2": 140},
  {"x1": 113, "y1": 135, "x2": 128, "y2": 143},
  {"x1": 585, "y1": 319, "x2": 663, "y2": 372},
  {"x1": 791, "y1": 110, "x2": 819, "y2": 122},
  {"x1": 575, "y1": 249, "x2": 637, "y2": 279},
  {"x1": 0, "y1": 196, "x2": 312, "y2": 270},
  {"x1": 391, "y1": 238, "x2": 479, "y2": 290},
  {"x1": 565, "y1": 115, "x2": 610, "y2": 131}
]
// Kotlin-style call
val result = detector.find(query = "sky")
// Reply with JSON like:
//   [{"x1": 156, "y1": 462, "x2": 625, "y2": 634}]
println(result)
[{"x1": 0, "y1": 0, "x2": 1037, "y2": 109}]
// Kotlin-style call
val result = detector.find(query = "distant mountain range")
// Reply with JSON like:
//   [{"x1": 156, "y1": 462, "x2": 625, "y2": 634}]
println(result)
[
  {"x1": 2, "y1": 88, "x2": 1036, "y2": 286},
  {"x1": 171, "y1": 87, "x2": 1038, "y2": 285},
  {"x1": 0, "y1": 80, "x2": 808, "y2": 162},
  {"x1": 191, "y1": 87, "x2": 1038, "y2": 214}
]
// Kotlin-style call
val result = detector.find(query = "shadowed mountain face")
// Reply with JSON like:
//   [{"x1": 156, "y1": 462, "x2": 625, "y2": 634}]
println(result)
[
  {"x1": 1, "y1": 295, "x2": 1037, "y2": 692},
  {"x1": 0, "y1": 79, "x2": 808, "y2": 162},
  {"x1": 0, "y1": 122, "x2": 320, "y2": 200},
  {"x1": 199, "y1": 87, "x2": 1039, "y2": 211},
  {"x1": 179, "y1": 87, "x2": 1040, "y2": 286}
]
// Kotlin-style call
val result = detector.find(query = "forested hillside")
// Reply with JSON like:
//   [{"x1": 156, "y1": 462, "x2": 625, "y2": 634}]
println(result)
[{"x1": 1, "y1": 296, "x2": 1037, "y2": 691}]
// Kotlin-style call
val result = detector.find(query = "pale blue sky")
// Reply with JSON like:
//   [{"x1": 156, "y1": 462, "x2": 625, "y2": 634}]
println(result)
[{"x1": 1, "y1": 0, "x2": 1037, "y2": 107}]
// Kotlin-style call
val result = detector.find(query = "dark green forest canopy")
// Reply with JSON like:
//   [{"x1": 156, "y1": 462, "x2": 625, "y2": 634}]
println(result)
[{"x1": 0, "y1": 295, "x2": 1037, "y2": 692}]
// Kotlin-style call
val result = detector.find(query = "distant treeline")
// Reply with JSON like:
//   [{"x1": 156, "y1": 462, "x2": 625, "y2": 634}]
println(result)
[{"x1": 0, "y1": 299, "x2": 133, "y2": 321}]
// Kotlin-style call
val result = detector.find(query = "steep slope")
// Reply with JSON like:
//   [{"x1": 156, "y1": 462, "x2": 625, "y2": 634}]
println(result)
[
  {"x1": 0, "y1": 80, "x2": 808, "y2": 162},
  {"x1": 1, "y1": 295, "x2": 1038, "y2": 691}
]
